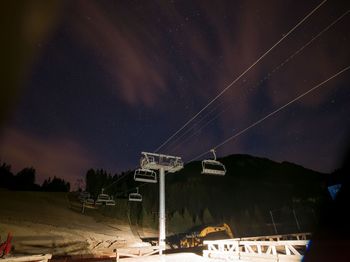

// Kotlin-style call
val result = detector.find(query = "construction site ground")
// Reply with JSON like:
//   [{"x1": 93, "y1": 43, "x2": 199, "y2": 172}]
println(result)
[{"x1": 0, "y1": 190, "x2": 157, "y2": 259}]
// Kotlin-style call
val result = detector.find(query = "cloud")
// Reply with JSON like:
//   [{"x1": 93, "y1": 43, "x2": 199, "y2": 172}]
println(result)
[
  {"x1": 69, "y1": 1, "x2": 168, "y2": 107},
  {"x1": 183, "y1": 0, "x2": 350, "y2": 158},
  {"x1": 46, "y1": 0, "x2": 348, "y2": 170},
  {"x1": 0, "y1": 128, "x2": 97, "y2": 186}
]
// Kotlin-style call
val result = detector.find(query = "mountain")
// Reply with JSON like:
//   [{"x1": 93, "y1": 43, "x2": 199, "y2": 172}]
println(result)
[{"x1": 138, "y1": 154, "x2": 329, "y2": 236}]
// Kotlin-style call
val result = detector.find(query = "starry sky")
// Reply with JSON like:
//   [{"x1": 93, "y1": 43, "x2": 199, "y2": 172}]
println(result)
[{"x1": 1, "y1": 0, "x2": 350, "y2": 186}]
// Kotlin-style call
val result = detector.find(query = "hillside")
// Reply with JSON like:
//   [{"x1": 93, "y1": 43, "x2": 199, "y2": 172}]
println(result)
[
  {"x1": 0, "y1": 154, "x2": 330, "y2": 257},
  {"x1": 134, "y1": 154, "x2": 329, "y2": 237},
  {"x1": 0, "y1": 190, "x2": 153, "y2": 256}
]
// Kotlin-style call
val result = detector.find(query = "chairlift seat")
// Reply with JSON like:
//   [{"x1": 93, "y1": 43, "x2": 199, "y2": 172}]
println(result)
[{"x1": 134, "y1": 168, "x2": 157, "y2": 183}]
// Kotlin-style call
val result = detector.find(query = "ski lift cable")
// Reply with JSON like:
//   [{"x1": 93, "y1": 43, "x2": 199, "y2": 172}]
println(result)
[
  {"x1": 103, "y1": 171, "x2": 132, "y2": 191},
  {"x1": 104, "y1": 169, "x2": 148, "y2": 193},
  {"x1": 154, "y1": 0, "x2": 327, "y2": 153},
  {"x1": 102, "y1": 3, "x2": 345, "y2": 200},
  {"x1": 162, "y1": 98, "x2": 227, "y2": 154},
  {"x1": 106, "y1": 1, "x2": 340, "y2": 193},
  {"x1": 99, "y1": 3, "x2": 344, "y2": 194},
  {"x1": 188, "y1": 65, "x2": 350, "y2": 162},
  {"x1": 167, "y1": 9, "x2": 350, "y2": 157},
  {"x1": 115, "y1": 182, "x2": 149, "y2": 198},
  {"x1": 105, "y1": 0, "x2": 329, "y2": 189},
  {"x1": 103, "y1": 157, "x2": 161, "y2": 194},
  {"x1": 169, "y1": 105, "x2": 228, "y2": 155}
]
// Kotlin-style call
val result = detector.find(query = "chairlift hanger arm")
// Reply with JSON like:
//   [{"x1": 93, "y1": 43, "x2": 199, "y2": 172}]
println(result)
[{"x1": 210, "y1": 149, "x2": 217, "y2": 160}]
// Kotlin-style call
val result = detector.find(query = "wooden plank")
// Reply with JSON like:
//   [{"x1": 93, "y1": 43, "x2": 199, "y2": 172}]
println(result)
[{"x1": 1, "y1": 254, "x2": 52, "y2": 262}]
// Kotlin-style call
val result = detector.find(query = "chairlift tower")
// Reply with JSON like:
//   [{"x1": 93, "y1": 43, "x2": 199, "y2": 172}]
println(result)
[{"x1": 139, "y1": 152, "x2": 183, "y2": 255}]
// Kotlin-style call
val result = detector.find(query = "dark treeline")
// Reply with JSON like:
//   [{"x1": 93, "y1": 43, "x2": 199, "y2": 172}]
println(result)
[
  {"x1": 84, "y1": 168, "x2": 134, "y2": 198},
  {"x1": 0, "y1": 162, "x2": 70, "y2": 192}
]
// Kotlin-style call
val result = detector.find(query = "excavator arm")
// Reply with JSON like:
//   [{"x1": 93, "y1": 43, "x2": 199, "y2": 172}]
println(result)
[
  {"x1": 198, "y1": 223, "x2": 234, "y2": 238},
  {"x1": 180, "y1": 223, "x2": 234, "y2": 248}
]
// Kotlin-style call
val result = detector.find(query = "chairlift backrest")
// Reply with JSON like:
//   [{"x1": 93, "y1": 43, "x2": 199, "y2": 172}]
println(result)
[{"x1": 134, "y1": 168, "x2": 157, "y2": 183}]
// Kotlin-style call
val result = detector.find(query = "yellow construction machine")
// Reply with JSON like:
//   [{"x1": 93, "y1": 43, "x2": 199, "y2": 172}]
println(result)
[{"x1": 179, "y1": 223, "x2": 234, "y2": 248}]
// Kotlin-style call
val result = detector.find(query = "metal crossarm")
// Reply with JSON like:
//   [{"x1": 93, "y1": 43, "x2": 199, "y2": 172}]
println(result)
[{"x1": 140, "y1": 152, "x2": 183, "y2": 173}]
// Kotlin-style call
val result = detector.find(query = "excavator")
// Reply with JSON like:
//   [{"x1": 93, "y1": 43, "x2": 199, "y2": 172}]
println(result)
[
  {"x1": 142, "y1": 223, "x2": 234, "y2": 250},
  {"x1": 179, "y1": 223, "x2": 234, "y2": 248}
]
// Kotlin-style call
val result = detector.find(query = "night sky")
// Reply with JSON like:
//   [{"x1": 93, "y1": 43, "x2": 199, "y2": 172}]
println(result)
[{"x1": 1, "y1": 0, "x2": 350, "y2": 186}]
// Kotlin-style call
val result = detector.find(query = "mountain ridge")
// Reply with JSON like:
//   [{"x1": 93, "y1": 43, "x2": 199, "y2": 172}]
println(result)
[{"x1": 137, "y1": 153, "x2": 328, "y2": 236}]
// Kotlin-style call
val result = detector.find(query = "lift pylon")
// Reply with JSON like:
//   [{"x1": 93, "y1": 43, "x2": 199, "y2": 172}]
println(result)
[{"x1": 139, "y1": 152, "x2": 183, "y2": 255}]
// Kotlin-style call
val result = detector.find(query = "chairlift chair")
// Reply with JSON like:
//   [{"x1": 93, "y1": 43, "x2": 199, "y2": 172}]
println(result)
[
  {"x1": 129, "y1": 187, "x2": 142, "y2": 202},
  {"x1": 201, "y1": 149, "x2": 226, "y2": 176},
  {"x1": 95, "y1": 194, "x2": 115, "y2": 206},
  {"x1": 95, "y1": 188, "x2": 114, "y2": 205},
  {"x1": 169, "y1": 158, "x2": 184, "y2": 173},
  {"x1": 85, "y1": 198, "x2": 95, "y2": 205},
  {"x1": 95, "y1": 194, "x2": 109, "y2": 205},
  {"x1": 134, "y1": 168, "x2": 157, "y2": 183}
]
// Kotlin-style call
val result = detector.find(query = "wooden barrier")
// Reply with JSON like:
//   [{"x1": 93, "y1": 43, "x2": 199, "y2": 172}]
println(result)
[
  {"x1": 239, "y1": 232, "x2": 311, "y2": 242},
  {"x1": 1, "y1": 254, "x2": 52, "y2": 262},
  {"x1": 203, "y1": 239, "x2": 309, "y2": 261}
]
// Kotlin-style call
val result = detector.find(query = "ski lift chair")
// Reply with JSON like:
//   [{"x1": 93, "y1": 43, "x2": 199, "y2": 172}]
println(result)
[
  {"x1": 134, "y1": 168, "x2": 157, "y2": 183},
  {"x1": 95, "y1": 188, "x2": 111, "y2": 205},
  {"x1": 169, "y1": 158, "x2": 184, "y2": 173},
  {"x1": 105, "y1": 199, "x2": 116, "y2": 206},
  {"x1": 95, "y1": 194, "x2": 108, "y2": 205},
  {"x1": 85, "y1": 198, "x2": 95, "y2": 205},
  {"x1": 95, "y1": 194, "x2": 114, "y2": 205},
  {"x1": 201, "y1": 149, "x2": 226, "y2": 176},
  {"x1": 129, "y1": 187, "x2": 142, "y2": 202}
]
